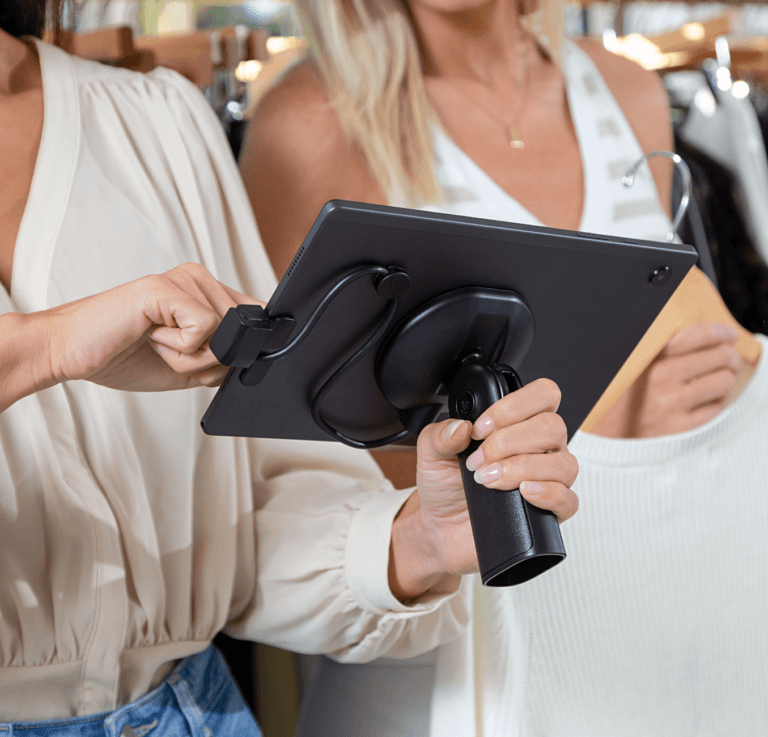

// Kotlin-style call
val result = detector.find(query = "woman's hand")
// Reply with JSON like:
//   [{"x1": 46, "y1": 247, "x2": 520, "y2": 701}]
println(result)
[
  {"x1": 389, "y1": 378, "x2": 578, "y2": 601},
  {"x1": 592, "y1": 322, "x2": 742, "y2": 439},
  {"x1": 2, "y1": 263, "x2": 260, "y2": 410}
]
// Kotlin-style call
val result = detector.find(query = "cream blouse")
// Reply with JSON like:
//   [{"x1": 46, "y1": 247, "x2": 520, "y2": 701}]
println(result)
[{"x1": 0, "y1": 41, "x2": 466, "y2": 721}]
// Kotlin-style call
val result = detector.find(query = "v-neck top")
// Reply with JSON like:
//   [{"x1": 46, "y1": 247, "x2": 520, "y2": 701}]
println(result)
[
  {"x1": 0, "y1": 42, "x2": 468, "y2": 721},
  {"x1": 417, "y1": 42, "x2": 671, "y2": 244}
]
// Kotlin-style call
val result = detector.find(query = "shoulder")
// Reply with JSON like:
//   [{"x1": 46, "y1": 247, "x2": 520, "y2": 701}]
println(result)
[
  {"x1": 243, "y1": 60, "x2": 380, "y2": 201},
  {"x1": 240, "y1": 59, "x2": 382, "y2": 275},
  {"x1": 573, "y1": 39, "x2": 671, "y2": 150},
  {"x1": 41, "y1": 39, "x2": 215, "y2": 123}
]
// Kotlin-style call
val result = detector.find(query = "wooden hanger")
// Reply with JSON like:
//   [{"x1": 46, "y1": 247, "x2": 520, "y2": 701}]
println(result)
[
  {"x1": 46, "y1": 25, "x2": 268, "y2": 85},
  {"x1": 581, "y1": 266, "x2": 762, "y2": 431},
  {"x1": 134, "y1": 27, "x2": 268, "y2": 87}
]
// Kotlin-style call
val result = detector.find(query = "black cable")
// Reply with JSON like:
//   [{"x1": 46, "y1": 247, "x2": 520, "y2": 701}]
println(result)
[
  {"x1": 311, "y1": 297, "x2": 411, "y2": 450},
  {"x1": 256, "y1": 264, "x2": 389, "y2": 363}
]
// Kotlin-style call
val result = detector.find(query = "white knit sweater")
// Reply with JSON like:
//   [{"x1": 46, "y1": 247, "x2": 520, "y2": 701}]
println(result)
[{"x1": 427, "y1": 332, "x2": 768, "y2": 737}]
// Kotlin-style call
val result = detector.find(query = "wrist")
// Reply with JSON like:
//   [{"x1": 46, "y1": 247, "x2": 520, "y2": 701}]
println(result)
[
  {"x1": 389, "y1": 491, "x2": 460, "y2": 602},
  {"x1": 0, "y1": 311, "x2": 56, "y2": 411}
]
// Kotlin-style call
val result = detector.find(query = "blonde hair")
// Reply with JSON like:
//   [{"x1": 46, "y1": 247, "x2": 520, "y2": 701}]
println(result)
[{"x1": 294, "y1": 0, "x2": 565, "y2": 205}]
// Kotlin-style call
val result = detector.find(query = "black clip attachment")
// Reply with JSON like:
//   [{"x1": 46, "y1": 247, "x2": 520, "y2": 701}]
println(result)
[{"x1": 210, "y1": 305, "x2": 295, "y2": 368}]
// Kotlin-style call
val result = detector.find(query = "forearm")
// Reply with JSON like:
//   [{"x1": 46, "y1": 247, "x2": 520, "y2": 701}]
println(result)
[
  {"x1": 389, "y1": 490, "x2": 461, "y2": 602},
  {"x1": 0, "y1": 311, "x2": 54, "y2": 413}
]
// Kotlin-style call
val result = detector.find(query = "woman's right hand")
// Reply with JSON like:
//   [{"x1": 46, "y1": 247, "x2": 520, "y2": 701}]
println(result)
[{"x1": 3, "y1": 263, "x2": 259, "y2": 410}]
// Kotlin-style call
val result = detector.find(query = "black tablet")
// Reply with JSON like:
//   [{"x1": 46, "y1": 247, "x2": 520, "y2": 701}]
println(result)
[{"x1": 202, "y1": 200, "x2": 697, "y2": 444}]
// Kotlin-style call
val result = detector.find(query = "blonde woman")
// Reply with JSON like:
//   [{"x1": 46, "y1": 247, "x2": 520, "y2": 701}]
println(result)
[{"x1": 240, "y1": 1, "x2": 768, "y2": 735}]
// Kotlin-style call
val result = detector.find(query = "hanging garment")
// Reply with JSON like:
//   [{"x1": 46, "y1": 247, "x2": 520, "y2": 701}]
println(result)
[{"x1": 667, "y1": 66, "x2": 768, "y2": 334}]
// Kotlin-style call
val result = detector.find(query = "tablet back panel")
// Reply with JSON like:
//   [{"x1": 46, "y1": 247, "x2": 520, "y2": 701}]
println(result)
[{"x1": 202, "y1": 201, "x2": 698, "y2": 442}]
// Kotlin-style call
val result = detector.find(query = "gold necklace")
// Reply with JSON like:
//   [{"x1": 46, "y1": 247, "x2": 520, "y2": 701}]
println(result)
[{"x1": 451, "y1": 47, "x2": 532, "y2": 149}]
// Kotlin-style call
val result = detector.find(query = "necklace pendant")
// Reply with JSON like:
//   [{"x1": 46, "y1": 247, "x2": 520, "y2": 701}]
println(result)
[{"x1": 506, "y1": 125, "x2": 525, "y2": 149}]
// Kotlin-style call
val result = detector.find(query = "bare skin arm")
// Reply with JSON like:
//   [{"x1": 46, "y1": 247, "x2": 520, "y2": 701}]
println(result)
[
  {"x1": 239, "y1": 64, "x2": 413, "y2": 486},
  {"x1": 239, "y1": 62, "x2": 385, "y2": 279}
]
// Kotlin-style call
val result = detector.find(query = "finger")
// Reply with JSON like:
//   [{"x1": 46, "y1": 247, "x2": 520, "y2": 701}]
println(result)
[
  {"x1": 220, "y1": 282, "x2": 264, "y2": 309},
  {"x1": 662, "y1": 322, "x2": 739, "y2": 358},
  {"x1": 466, "y1": 412, "x2": 567, "y2": 472},
  {"x1": 686, "y1": 399, "x2": 727, "y2": 428},
  {"x1": 148, "y1": 317, "x2": 220, "y2": 355},
  {"x1": 137, "y1": 275, "x2": 221, "y2": 354},
  {"x1": 519, "y1": 481, "x2": 579, "y2": 523},
  {"x1": 680, "y1": 367, "x2": 738, "y2": 410},
  {"x1": 473, "y1": 450, "x2": 579, "y2": 492},
  {"x1": 188, "y1": 364, "x2": 231, "y2": 388},
  {"x1": 472, "y1": 378, "x2": 561, "y2": 440},
  {"x1": 655, "y1": 343, "x2": 741, "y2": 385},
  {"x1": 171, "y1": 263, "x2": 262, "y2": 318},
  {"x1": 417, "y1": 418, "x2": 473, "y2": 462},
  {"x1": 149, "y1": 340, "x2": 222, "y2": 374}
]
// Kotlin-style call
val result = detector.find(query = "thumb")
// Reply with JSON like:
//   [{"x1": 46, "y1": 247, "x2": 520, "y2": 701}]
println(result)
[{"x1": 417, "y1": 418, "x2": 473, "y2": 462}]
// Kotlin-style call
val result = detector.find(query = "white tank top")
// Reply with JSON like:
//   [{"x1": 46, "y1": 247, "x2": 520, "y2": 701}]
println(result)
[{"x1": 416, "y1": 41, "x2": 671, "y2": 244}]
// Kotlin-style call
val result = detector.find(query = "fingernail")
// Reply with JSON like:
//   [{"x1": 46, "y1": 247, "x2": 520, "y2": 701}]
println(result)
[
  {"x1": 446, "y1": 420, "x2": 464, "y2": 439},
  {"x1": 466, "y1": 447, "x2": 484, "y2": 472},
  {"x1": 521, "y1": 481, "x2": 544, "y2": 495},
  {"x1": 473, "y1": 417, "x2": 495, "y2": 440},
  {"x1": 474, "y1": 464, "x2": 501, "y2": 485},
  {"x1": 715, "y1": 324, "x2": 739, "y2": 341},
  {"x1": 728, "y1": 348, "x2": 742, "y2": 369}
]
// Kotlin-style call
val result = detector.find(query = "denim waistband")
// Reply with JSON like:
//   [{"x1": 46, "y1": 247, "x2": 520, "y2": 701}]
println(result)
[{"x1": 0, "y1": 645, "x2": 260, "y2": 737}]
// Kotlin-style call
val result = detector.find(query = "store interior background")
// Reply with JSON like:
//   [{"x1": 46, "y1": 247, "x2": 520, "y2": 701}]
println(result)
[{"x1": 56, "y1": 1, "x2": 768, "y2": 735}]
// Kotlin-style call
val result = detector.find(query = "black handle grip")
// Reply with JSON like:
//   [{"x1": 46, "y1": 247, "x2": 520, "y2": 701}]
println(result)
[{"x1": 449, "y1": 360, "x2": 566, "y2": 586}]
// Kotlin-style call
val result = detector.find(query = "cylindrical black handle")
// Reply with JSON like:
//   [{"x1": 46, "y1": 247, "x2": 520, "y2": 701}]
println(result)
[{"x1": 449, "y1": 360, "x2": 566, "y2": 586}]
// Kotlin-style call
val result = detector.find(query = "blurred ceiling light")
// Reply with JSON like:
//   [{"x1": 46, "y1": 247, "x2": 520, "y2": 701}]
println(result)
[
  {"x1": 694, "y1": 87, "x2": 717, "y2": 117},
  {"x1": 731, "y1": 80, "x2": 750, "y2": 99},
  {"x1": 266, "y1": 36, "x2": 305, "y2": 55},
  {"x1": 715, "y1": 65, "x2": 732, "y2": 91},
  {"x1": 602, "y1": 28, "x2": 618, "y2": 52},
  {"x1": 236, "y1": 59, "x2": 264, "y2": 82},
  {"x1": 715, "y1": 36, "x2": 731, "y2": 69},
  {"x1": 606, "y1": 34, "x2": 687, "y2": 71},
  {"x1": 681, "y1": 23, "x2": 706, "y2": 42}
]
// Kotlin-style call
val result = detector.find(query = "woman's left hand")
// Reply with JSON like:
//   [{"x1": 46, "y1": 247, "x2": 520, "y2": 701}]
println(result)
[{"x1": 389, "y1": 378, "x2": 578, "y2": 601}]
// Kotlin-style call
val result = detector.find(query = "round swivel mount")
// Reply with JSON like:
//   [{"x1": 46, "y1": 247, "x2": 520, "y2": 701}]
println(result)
[{"x1": 376, "y1": 286, "x2": 535, "y2": 415}]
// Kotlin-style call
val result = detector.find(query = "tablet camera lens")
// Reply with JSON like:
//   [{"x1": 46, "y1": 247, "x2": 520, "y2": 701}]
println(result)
[{"x1": 649, "y1": 266, "x2": 672, "y2": 287}]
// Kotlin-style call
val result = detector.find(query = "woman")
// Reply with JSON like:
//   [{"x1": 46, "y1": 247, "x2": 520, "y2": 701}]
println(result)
[
  {"x1": 241, "y1": 0, "x2": 768, "y2": 734},
  {"x1": 0, "y1": 1, "x2": 578, "y2": 734}
]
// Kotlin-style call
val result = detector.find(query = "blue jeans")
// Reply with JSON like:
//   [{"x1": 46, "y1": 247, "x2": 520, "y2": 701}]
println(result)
[{"x1": 0, "y1": 646, "x2": 262, "y2": 737}]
